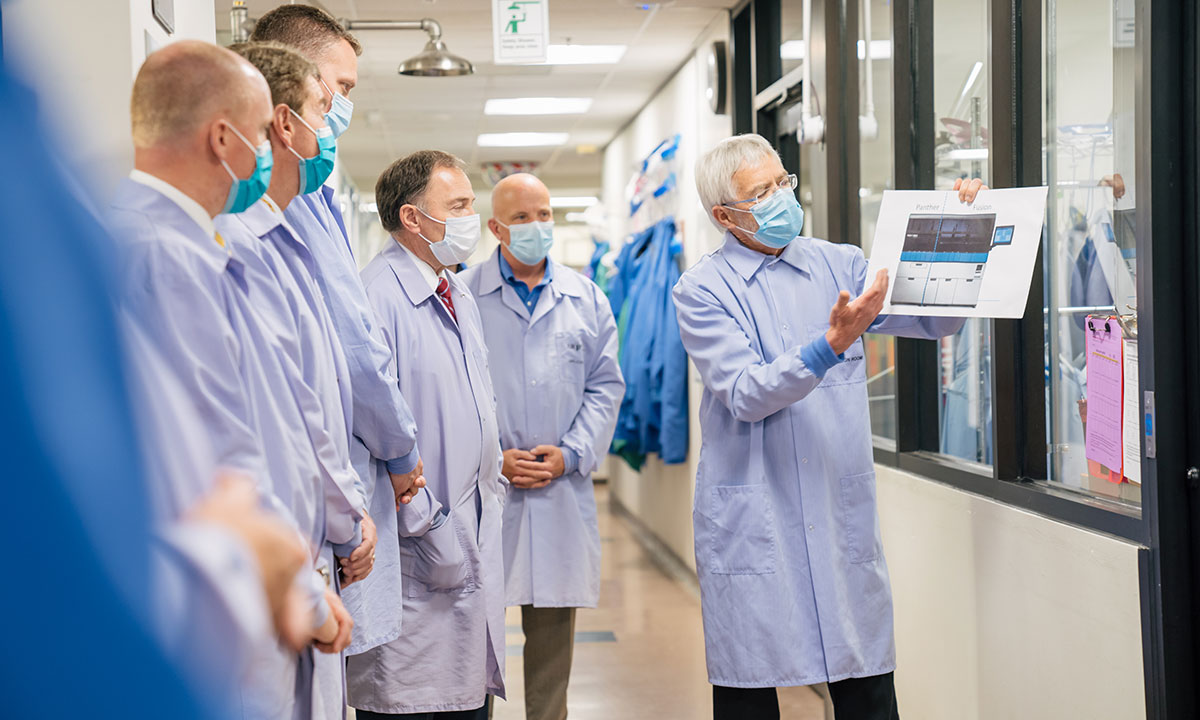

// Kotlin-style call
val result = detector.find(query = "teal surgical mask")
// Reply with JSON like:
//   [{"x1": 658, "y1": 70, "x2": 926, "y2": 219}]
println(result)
[
  {"x1": 286, "y1": 108, "x2": 336, "y2": 195},
  {"x1": 320, "y1": 78, "x2": 353, "y2": 138},
  {"x1": 499, "y1": 219, "x2": 554, "y2": 265},
  {"x1": 220, "y1": 122, "x2": 273, "y2": 215},
  {"x1": 724, "y1": 186, "x2": 805, "y2": 249}
]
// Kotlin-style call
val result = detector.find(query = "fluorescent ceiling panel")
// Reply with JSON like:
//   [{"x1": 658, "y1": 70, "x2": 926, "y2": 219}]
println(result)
[
  {"x1": 484, "y1": 97, "x2": 594, "y2": 115},
  {"x1": 780, "y1": 40, "x2": 891, "y2": 60},
  {"x1": 477, "y1": 132, "x2": 570, "y2": 147},
  {"x1": 545, "y1": 44, "x2": 627, "y2": 65}
]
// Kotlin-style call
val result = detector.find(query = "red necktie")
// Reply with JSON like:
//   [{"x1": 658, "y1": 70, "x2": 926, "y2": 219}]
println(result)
[{"x1": 436, "y1": 277, "x2": 457, "y2": 322}]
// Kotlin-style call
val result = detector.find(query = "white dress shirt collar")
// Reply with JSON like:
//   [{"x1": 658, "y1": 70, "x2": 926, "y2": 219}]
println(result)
[
  {"x1": 128, "y1": 170, "x2": 217, "y2": 240},
  {"x1": 399, "y1": 240, "x2": 444, "y2": 291}
]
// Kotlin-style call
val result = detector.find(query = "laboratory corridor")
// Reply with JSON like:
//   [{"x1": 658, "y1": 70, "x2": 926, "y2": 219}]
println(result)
[{"x1": 484, "y1": 486, "x2": 828, "y2": 720}]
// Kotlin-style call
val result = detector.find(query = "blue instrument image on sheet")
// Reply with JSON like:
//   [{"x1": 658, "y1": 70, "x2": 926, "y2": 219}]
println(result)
[{"x1": 891, "y1": 213, "x2": 1008, "y2": 307}]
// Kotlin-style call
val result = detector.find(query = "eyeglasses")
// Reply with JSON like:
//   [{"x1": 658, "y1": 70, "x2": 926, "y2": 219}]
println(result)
[{"x1": 728, "y1": 174, "x2": 799, "y2": 207}]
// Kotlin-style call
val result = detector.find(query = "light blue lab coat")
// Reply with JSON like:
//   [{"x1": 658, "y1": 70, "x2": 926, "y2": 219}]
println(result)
[
  {"x1": 109, "y1": 179, "x2": 332, "y2": 719},
  {"x1": 217, "y1": 200, "x2": 366, "y2": 549},
  {"x1": 461, "y1": 250, "x2": 624, "y2": 608},
  {"x1": 285, "y1": 186, "x2": 421, "y2": 654},
  {"x1": 4, "y1": 78, "x2": 254, "y2": 714},
  {"x1": 672, "y1": 232, "x2": 965, "y2": 687},
  {"x1": 346, "y1": 241, "x2": 507, "y2": 713},
  {"x1": 218, "y1": 198, "x2": 376, "y2": 720},
  {"x1": 123, "y1": 319, "x2": 275, "y2": 702}
]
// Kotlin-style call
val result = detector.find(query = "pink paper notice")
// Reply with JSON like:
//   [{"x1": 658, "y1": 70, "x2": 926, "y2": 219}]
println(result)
[{"x1": 1085, "y1": 318, "x2": 1124, "y2": 472}]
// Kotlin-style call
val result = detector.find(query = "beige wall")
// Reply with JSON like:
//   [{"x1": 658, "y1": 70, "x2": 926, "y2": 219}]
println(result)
[
  {"x1": 601, "y1": 13, "x2": 732, "y2": 570},
  {"x1": 2, "y1": 0, "x2": 216, "y2": 194},
  {"x1": 877, "y1": 465, "x2": 1146, "y2": 719}
]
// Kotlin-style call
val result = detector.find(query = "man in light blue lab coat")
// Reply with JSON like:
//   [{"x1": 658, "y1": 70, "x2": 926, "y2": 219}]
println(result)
[
  {"x1": 674, "y1": 134, "x2": 977, "y2": 720},
  {"x1": 250, "y1": 5, "x2": 432, "y2": 656},
  {"x1": 106, "y1": 41, "x2": 354, "y2": 719},
  {"x1": 0, "y1": 56, "x2": 309, "y2": 717},
  {"x1": 347, "y1": 150, "x2": 506, "y2": 719},
  {"x1": 460, "y1": 173, "x2": 624, "y2": 720},
  {"x1": 215, "y1": 41, "x2": 378, "y2": 720}
]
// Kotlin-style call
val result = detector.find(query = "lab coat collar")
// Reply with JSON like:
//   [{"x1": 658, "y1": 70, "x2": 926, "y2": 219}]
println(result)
[
  {"x1": 720, "y1": 230, "x2": 811, "y2": 281},
  {"x1": 382, "y1": 239, "x2": 439, "y2": 307},
  {"x1": 113, "y1": 177, "x2": 230, "y2": 274},
  {"x1": 475, "y1": 248, "x2": 584, "y2": 298},
  {"x1": 128, "y1": 170, "x2": 216, "y2": 240},
  {"x1": 234, "y1": 196, "x2": 287, "y2": 237}
]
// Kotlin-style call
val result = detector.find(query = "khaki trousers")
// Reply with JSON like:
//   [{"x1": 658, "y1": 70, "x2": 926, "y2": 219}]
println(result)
[{"x1": 520, "y1": 606, "x2": 577, "y2": 720}]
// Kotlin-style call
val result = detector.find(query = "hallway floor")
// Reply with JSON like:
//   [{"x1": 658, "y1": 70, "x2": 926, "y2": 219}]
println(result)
[{"x1": 492, "y1": 485, "x2": 829, "y2": 720}]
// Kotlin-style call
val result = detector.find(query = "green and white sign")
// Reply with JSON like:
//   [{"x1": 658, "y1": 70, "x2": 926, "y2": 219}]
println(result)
[{"x1": 493, "y1": 0, "x2": 549, "y2": 64}]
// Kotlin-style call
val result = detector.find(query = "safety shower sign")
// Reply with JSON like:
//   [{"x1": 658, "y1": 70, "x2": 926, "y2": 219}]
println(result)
[
  {"x1": 864, "y1": 187, "x2": 1048, "y2": 318},
  {"x1": 493, "y1": 0, "x2": 549, "y2": 64}
]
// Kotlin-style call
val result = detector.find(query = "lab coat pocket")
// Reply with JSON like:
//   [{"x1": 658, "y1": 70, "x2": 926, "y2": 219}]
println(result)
[
  {"x1": 808, "y1": 325, "x2": 866, "y2": 388},
  {"x1": 405, "y1": 513, "x2": 474, "y2": 596},
  {"x1": 709, "y1": 485, "x2": 777, "y2": 575},
  {"x1": 838, "y1": 471, "x2": 880, "y2": 563},
  {"x1": 556, "y1": 330, "x2": 586, "y2": 383}
]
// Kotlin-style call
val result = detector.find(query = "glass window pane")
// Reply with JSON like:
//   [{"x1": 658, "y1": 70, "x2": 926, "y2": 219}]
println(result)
[
  {"x1": 933, "y1": 0, "x2": 992, "y2": 465},
  {"x1": 862, "y1": 0, "x2": 896, "y2": 444},
  {"x1": 1043, "y1": 0, "x2": 1140, "y2": 506}
]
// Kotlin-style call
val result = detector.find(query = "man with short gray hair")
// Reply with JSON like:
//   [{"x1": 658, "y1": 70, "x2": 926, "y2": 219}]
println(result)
[
  {"x1": 675, "y1": 133, "x2": 976, "y2": 720},
  {"x1": 348, "y1": 150, "x2": 506, "y2": 719}
]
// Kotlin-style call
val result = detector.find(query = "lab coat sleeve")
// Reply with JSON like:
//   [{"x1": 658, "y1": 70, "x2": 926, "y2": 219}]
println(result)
[
  {"x1": 152, "y1": 521, "x2": 270, "y2": 677},
  {"x1": 672, "y1": 271, "x2": 835, "y2": 424},
  {"x1": 559, "y1": 284, "x2": 625, "y2": 476},
  {"x1": 348, "y1": 317, "x2": 422, "y2": 475},
  {"x1": 854, "y1": 248, "x2": 968, "y2": 338},
  {"x1": 361, "y1": 280, "x2": 444, "y2": 538},
  {"x1": 273, "y1": 344, "x2": 365, "y2": 552},
  {"x1": 120, "y1": 256, "x2": 267, "y2": 480}
]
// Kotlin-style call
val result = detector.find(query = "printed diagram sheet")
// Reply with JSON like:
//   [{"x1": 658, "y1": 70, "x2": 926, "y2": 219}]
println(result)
[{"x1": 865, "y1": 187, "x2": 1049, "y2": 317}]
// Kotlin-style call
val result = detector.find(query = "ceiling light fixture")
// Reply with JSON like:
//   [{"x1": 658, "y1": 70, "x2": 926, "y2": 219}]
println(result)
[
  {"x1": 549, "y1": 196, "x2": 600, "y2": 208},
  {"x1": 477, "y1": 132, "x2": 570, "y2": 147},
  {"x1": 544, "y1": 44, "x2": 627, "y2": 65},
  {"x1": 485, "y1": 97, "x2": 593, "y2": 115},
  {"x1": 341, "y1": 17, "x2": 474, "y2": 76}
]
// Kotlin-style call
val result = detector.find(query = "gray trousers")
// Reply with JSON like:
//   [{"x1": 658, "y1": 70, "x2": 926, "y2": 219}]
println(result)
[{"x1": 520, "y1": 606, "x2": 577, "y2": 720}]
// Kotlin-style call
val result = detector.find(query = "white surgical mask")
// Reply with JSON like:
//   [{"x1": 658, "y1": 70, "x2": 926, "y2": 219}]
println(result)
[{"x1": 415, "y1": 206, "x2": 480, "y2": 266}]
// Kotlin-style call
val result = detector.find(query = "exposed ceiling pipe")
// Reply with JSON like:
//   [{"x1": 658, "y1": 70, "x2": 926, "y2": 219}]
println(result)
[
  {"x1": 859, "y1": 0, "x2": 878, "y2": 140},
  {"x1": 797, "y1": 0, "x2": 824, "y2": 145},
  {"x1": 340, "y1": 18, "x2": 475, "y2": 76}
]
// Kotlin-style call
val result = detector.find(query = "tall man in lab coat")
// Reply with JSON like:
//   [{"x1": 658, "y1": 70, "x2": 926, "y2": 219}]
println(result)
[
  {"x1": 347, "y1": 150, "x2": 506, "y2": 718},
  {"x1": 214, "y1": 40, "x2": 377, "y2": 719},
  {"x1": 108, "y1": 41, "x2": 354, "y2": 719},
  {"x1": 673, "y1": 134, "x2": 973, "y2": 720},
  {"x1": 460, "y1": 173, "x2": 624, "y2": 720},
  {"x1": 250, "y1": 4, "x2": 432, "y2": 658}
]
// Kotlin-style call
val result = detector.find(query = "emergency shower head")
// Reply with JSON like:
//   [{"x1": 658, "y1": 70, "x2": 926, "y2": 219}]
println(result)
[{"x1": 341, "y1": 18, "x2": 475, "y2": 77}]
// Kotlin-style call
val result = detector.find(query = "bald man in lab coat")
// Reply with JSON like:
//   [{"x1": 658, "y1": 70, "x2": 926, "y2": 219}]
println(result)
[{"x1": 461, "y1": 173, "x2": 623, "y2": 720}]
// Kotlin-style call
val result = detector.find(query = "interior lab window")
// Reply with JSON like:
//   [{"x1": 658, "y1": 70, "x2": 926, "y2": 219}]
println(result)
[
  {"x1": 1043, "y1": 0, "x2": 1140, "y2": 506},
  {"x1": 861, "y1": 0, "x2": 895, "y2": 444},
  {"x1": 779, "y1": 0, "x2": 828, "y2": 241},
  {"x1": 932, "y1": 0, "x2": 992, "y2": 466}
]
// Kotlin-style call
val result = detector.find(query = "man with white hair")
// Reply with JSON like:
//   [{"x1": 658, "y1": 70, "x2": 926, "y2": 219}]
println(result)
[{"x1": 674, "y1": 133, "x2": 980, "y2": 720}]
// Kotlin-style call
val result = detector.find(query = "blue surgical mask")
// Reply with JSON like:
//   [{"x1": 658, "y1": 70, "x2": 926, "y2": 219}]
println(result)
[
  {"x1": 220, "y1": 123, "x2": 273, "y2": 215},
  {"x1": 286, "y1": 108, "x2": 336, "y2": 195},
  {"x1": 724, "y1": 187, "x2": 805, "y2": 249},
  {"x1": 321, "y1": 78, "x2": 353, "y2": 138},
  {"x1": 499, "y1": 219, "x2": 554, "y2": 265}
]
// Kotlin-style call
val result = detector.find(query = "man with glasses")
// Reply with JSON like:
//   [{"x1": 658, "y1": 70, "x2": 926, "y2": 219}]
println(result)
[{"x1": 676, "y1": 134, "x2": 976, "y2": 720}]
